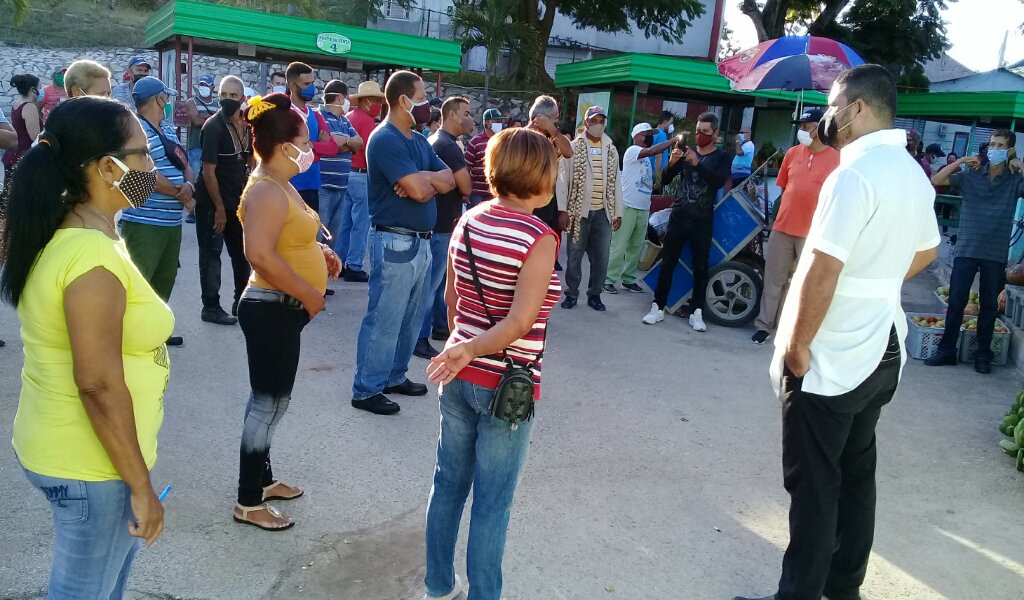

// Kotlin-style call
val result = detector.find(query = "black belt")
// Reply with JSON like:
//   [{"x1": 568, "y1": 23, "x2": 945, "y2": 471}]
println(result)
[
  {"x1": 351, "y1": 167, "x2": 368, "y2": 173},
  {"x1": 375, "y1": 225, "x2": 432, "y2": 239}
]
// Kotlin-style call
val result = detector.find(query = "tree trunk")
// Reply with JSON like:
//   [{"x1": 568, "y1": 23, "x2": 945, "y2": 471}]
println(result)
[
  {"x1": 741, "y1": 0, "x2": 788, "y2": 42},
  {"x1": 808, "y1": 0, "x2": 852, "y2": 35},
  {"x1": 532, "y1": 0, "x2": 557, "y2": 88},
  {"x1": 483, "y1": 69, "x2": 491, "y2": 110}
]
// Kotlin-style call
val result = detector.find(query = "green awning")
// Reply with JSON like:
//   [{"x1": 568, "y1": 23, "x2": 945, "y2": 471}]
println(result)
[
  {"x1": 144, "y1": 0, "x2": 463, "y2": 72},
  {"x1": 554, "y1": 53, "x2": 829, "y2": 105},
  {"x1": 896, "y1": 91, "x2": 1024, "y2": 120}
]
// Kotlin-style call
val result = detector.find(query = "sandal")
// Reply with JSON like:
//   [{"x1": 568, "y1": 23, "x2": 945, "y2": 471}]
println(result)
[
  {"x1": 263, "y1": 480, "x2": 304, "y2": 502},
  {"x1": 233, "y1": 503, "x2": 295, "y2": 531}
]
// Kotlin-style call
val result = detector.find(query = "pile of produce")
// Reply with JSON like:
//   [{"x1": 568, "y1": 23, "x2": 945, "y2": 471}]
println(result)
[
  {"x1": 911, "y1": 315, "x2": 945, "y2": 329},
  {"x1": 962, "y1": 318, "x2": 1010, "y2": 333},
  {"x1": 998, "y1": 391, "x2": 1024, "y2": 471},
  {"x1": 934, "y1": 287, "x2": 981, "y2": 314}
]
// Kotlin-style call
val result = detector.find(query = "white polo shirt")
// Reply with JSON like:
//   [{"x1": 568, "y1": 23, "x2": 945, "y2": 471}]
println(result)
[{"x1": 771, "y1": 128, "x2": 940, "y2": 397}]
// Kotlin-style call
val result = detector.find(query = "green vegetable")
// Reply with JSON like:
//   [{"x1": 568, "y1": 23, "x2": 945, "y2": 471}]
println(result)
[
  {"x1": 1017, "y1": 449, "x2": 1024, "y2": 472},
  {"x1": 1015, "y1": 420, "x2": 1024, "y2": 446},
  {"x1": 1000, "y1": 439, "x2": 1020, "y2": 456},
  {"x1": 1003, "y1": 424, "x2": 1015, "y2": 436}
]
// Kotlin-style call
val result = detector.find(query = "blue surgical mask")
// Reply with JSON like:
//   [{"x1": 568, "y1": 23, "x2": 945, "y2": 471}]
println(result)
[
  {"x1": 988, "y1": 149, "x2": 1008, "y2": 165},
  {"x1": 299, "y1": 82, "x2": 317, "y2": 101},
  {"x1": 272, "y1": 85, "x2": 287, "y2": 94},
  {"x1": 36, "y1": 87, "x2": 45, "y2": 103}
]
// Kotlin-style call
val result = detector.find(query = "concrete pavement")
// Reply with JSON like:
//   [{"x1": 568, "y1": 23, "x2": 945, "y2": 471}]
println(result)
[{"x1": 1, "y1": 225, "x2": 1022, "y2": 599}]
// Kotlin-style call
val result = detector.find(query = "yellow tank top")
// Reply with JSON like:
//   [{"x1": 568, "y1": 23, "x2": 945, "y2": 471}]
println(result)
[{"x1": 238, "y1": 175, "x2": 328, "y2": 295}]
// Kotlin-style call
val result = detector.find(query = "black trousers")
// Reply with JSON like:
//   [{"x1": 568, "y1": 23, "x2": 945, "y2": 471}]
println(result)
[
  {"x1": 654, "y1": 209, "x2": 712, "y2": 311},
  {"x1": 196, "y1": 200, "x2": 250, "y2": 310},
  {"x1": 236, "y1": 299, "x2": 309, "y2": 506},
  {"x1": 298, "y1": 187, "x2": 320, "y2": 212},
  {"x1": 777, "y1": 327, "x2": 901, "y2": 600},
  {"x1": 936, "y1": 256, "x2": 1005, "y2": 362}
]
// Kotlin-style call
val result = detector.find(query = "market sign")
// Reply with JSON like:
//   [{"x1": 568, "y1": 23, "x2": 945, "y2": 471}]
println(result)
[{"x1": 316, "y1": 33, "x2": 352, "y2": 55}]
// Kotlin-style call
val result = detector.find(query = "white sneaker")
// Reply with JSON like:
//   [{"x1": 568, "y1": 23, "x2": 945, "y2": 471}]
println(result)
[
  {"x1": 689, "y1": 309, "x2": 707, "y2": 332},
  {"x1": 425, "y1": 575, "x2": 463, "y2": 600},
  {"x1": 642, "y1": 303, "x2": 664, "y2": 325}
]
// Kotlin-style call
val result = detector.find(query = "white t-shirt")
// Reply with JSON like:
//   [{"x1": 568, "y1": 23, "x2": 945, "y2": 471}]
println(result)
[
  {"x1": 620, "y1": 145, "x2": 654, "y2": 210},
  {"x1": 770, "y1": 128, "x2": 940, "y2": 397}
]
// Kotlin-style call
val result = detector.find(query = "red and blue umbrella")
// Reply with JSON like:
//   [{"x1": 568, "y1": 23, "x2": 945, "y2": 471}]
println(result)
[{"x1": 718, "y1": 35, "x2": 865, "y2": 92}]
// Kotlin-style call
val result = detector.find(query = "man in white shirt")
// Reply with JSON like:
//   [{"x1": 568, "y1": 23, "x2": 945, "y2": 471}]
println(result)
[
  {"x1": 734, "y1": 65, "x2": 939, "y2": 600},
  {"x1": 604, "y1": 122, "x2": 678, "y2": 293}
]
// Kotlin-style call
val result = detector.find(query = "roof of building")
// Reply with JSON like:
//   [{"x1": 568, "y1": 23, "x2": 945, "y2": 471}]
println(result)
[{"x1": 922, "y1": 54, "x2": 976, "y2": 83}]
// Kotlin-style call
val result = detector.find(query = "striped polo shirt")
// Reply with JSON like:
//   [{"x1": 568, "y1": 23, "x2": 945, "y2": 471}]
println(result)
[
  {"x1": 449, "y1": 202, "x2": 561, "y2": 398},
  {"x1": 319, "y1": 107, "x2": 356, "y2": 191},
  {"x1": 464, "y1": 130, "x2": 493, "y2": 198},
  {"x1": 588, "y1": 137, "x2": 605, "y2": 210},
  {"x1": 121, "y1": 118, "x2": 185, "y2": 227}
]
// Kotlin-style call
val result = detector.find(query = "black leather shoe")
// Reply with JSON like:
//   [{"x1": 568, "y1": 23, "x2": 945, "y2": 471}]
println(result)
[
  {"x1": 731, "y1": 596, "x2": 774, "y2": 600},
  {"x1": 975, "y1": 360, "x2": 992, "y2": 374},
  {"x1": 554, "y1": 260, "x2": 563, "y2": 272},
  {"x1": 0, "y1": 339, "x2": 5, "y2": 348},
  {"x1": 431, "y1": 327, "x2": 450, "y2": 342},
  {"x1": 384, "y1": 379, "x2": 428, "y2": 396},
  {"x1": 587, "y1": 295, "x2": 606, "y2": 311},
  {"x1": 924, "y1": 353, "x2": 958, "y2": 366},
  {"x1": 414, "y1": 338, "x2": 439, "y2": 359},
  {"x1": 166, "y1": 336, "x2": 184, "y2": 347},
  {"x1": 231, "y1": 300, "x2": 239, "y2": 317},
  {"x1": 561, "y1": 296, "x2": 577, "y2": 309},
  {"x1": 351, "y1": 393, "x2": 400, "y2": 415},
  {"x1": 823, "y1": 588, "x2": 863, "y2": 600},
  {"x1": 343, "y1": 268, "x2": 369, "y2": 282},
  {"x1": 324, "y1": 288, "x2": 335, "y2": 296},
  {"x1": 202, "y1": 307, "x2": 238, "y2": 326}
]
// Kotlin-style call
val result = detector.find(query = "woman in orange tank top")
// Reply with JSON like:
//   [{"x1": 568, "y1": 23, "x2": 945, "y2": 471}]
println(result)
[{"x1": 232, "y1": 94, "x2": 342, "y2": 531}]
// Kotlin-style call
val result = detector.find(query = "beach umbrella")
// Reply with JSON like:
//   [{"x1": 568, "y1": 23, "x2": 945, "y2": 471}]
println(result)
[{"x1": 718, "y1": 35, "x2": 865, "y2": 90}]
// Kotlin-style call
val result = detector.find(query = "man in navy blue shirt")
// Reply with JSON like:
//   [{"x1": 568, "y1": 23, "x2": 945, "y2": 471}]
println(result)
[{"x1": 351, "y1": 70, "x2": 455, "y2": 415}]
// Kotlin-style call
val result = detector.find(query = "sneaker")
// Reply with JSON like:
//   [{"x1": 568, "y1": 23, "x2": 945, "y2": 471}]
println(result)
[
  {"x1": 351, "y1": 393, "x2": 400, "y2": 415},
  {"x1": 924, "y1": 353, "x2": 957, "y2": 367},
  {"x1": 554, "y1": 260, "x2": 563, "y2": 272},
  {"x1": 201, "y1": 307, "x2": 238, "y2": 326},
  {"x1": 642, "y1": 303, "x2": 664, "y2": 325},
  {"x1": 185, "y1": 212, "x2": 196, "y2": 224},
  {"x1": 0, "y1": 339, "x2": 5, "y2": 348},
  {"x1": 343, "y1": 268, "x2": 369, "y2": 282},
  {"x1": 689, "y1": 309, "x2": 707, "y2": 332},
  {"x1": 751, "y1": 330, "x2": 770, "y2": 345},
  {"x1": 587, "y1": 295, "x2": 606, "y2": 311},
  {"x1": 425, "y1": 575, "x2": 463, "y2": 600},
  {"x1": 603, "y1": 283, "x2": 618, "y2": 294},
  {"x1": 622, "y1": 282, "x2": 643, "y2": 293},
  {"x1": 324, "y1": 288, "x2": 335, "y2": 296},
  {"x1": 431, "y1": 327, "x2": 450, "y2": 342},
  {"x1": 414, "y1": 338, "x2": 439, "y2": 359},
  {"x1": 561, "y1": 296, "x2": 577, "y2": 309},
  {"x1": 166, "y1": 335, "x2": 184, "y2": 346}
]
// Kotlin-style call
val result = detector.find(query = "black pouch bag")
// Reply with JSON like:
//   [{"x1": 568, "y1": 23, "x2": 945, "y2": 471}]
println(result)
[{"x1": 462, "y1": 227, "x2": 538, "y2": 430}]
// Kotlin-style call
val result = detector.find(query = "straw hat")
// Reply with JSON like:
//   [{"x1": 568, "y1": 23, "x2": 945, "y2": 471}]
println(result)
[{"x1": 350, "y1": 81, "x2": 385, "y2": 101}]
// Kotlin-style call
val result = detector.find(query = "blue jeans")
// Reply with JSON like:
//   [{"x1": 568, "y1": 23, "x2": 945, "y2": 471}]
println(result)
[
  {"x1": 424, "y1": 379, "x2": 536, "y2": 600},
  {"x1": 420, "y1": 232, "x2": 451, "y2": 339},
  {"x1": 337, "y1": 172, "x2": 370, "y2": 271},
  {"x1": 352, "y1": 229, "x2": 432, "y2": 399},
  {"x1": 23, "y1": 469, "x2": 141, "y2": 600},
  {"x1": 188, "y1": 147, "x2": 202, "y2": 183},
  {"x1": 319, "y1": 186, "x2": 346, "y2": 246}
]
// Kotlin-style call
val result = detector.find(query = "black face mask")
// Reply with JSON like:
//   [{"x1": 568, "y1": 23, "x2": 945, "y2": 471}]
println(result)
[
  {"x1": 220, "y1": 99, "x2": 241, "y2": 117},
  {"x1": 817, "y1": 101, "x2": 857, "y2": 149},
  {"x1": 642, "y1": 133, "x2": 655, "y2": 148}
]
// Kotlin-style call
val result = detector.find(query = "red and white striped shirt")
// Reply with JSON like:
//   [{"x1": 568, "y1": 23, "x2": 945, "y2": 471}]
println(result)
[{"x1": 449, "y1": 202, "x2": 561, "y2": 398}]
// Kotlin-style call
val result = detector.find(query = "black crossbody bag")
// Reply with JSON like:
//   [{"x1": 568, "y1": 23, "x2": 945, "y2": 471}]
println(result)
[{"x1": 462, "y1": 227, "x2": 538, "y2": 431}]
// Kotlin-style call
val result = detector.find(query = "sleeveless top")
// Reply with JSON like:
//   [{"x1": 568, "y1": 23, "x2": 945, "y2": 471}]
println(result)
[
  {"x1": 2, "y1": 103, "x2": 36, "y2": 169},
  {"x1": 187, "y1": 97, "x2": 219, "y2": 150},
  {"x1": 449, "y1": 202, "x2": 561, "y2": 399},
  {"x1": 238, "y1": 175, "x2": 328, "y2": 295}
]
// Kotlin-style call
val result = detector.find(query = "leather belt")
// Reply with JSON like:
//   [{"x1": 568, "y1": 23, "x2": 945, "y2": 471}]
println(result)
[
  {"x1": 240, "y1": 286, "x2": 304, "y2": 309},
  {"x1": 375, "y1": 225, "x2": 432, "y2": 239}
]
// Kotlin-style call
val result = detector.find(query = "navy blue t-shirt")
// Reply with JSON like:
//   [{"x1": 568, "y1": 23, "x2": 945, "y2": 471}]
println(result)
[{"x1": 367, "y1": 122, "x2": 448, "y2": 231}]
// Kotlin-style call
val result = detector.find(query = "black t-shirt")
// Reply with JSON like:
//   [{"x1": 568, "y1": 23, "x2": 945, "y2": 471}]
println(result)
[
  {"x1": 194, "y1": 112, "x2": 251, "y2": 208},
  {"x1": 428, "y1": 130, "x2": 467, "y2": 234},
  {"x1": 663, "y1": 147, "x2": 732, "y2": 220}
]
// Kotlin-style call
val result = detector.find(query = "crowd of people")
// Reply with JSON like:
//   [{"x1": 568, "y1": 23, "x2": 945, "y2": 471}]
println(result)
[{"x1": 0, "y1": 53, "x2": 1022, "y2": 600}]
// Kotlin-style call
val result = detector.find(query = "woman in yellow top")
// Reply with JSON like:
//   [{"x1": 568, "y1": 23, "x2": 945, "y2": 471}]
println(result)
[
  {"x1": 232, "y1": 93, "x2": 342, "y2": 531},
  {"x1": 0, "y1": 97, "x2": 171, "y2": 598}
]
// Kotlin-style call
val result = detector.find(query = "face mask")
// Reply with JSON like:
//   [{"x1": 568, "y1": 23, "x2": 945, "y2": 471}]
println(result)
[
  {"x1": 54, "y1": 74, "x2": 64, "y2": 87},
  {"x1": 220, "y1": 98, "x2": 241, "y2": 117},
  {"x1": 988, "y1": 149, "x2": 1009, "y2": 165},
  {"x1": 797, "y1": 129, "x2": 814, "y2": 147},
  {"x1": 298, "y1": 82, "x2": 317, "y2": 101},
  {"x1": 240, "y1": 100, "x2": 249, "y2": 112},
  {"x1": 198, "y1": 85, "x2": 212, "y2": 99},
  {"x1": 340, "y1": 98, "x2": 350, "y2": 113},
  {"x1": 817, "y1": 101, "x2": 858, "y2": 149},
  {"x1": 738, "y1": 133, "x2": 746, "y2": 143},
  {"x1": 667, "y1": 123, "x2": 675, "y2": 134},
  {"x1": 272, "y1": 85, "x2": 287, "y2": 94},
  {"x1": 642, "y1": 133, "x2": 655, "y2": 147},
  {"x1": 490, "y1": 122, "x2": 503, "y2": 134},
  {"x1": 404, "y1": 96, "x2": 432, "y2": 126},
  {"x1": 287, "y1": 143, "x2": 314, "y2": 173},
  {"x1": 35, "y1": 87, "x2": 45, "y2": 103},
  {"x1": 106, "y1": 155, "x2": 157, "y2": 209},
  {"x1": 163, "y1": 99, "x2": 173, "y2": 121},
  {"x1": 696, "y1": 132, "x2": 714, "y2": 147},
  {"x1": 587, "y1": 123, "x2": 606, "y2": 138},
  {"x1": 368, "y1": 102, "x2": 382, "y2": 118}
]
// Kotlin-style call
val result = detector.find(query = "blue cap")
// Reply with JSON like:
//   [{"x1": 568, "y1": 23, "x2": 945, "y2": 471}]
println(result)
[
  {"x1": 198, "y1": 74, "x2": 215, "y2": 87},
  {"x1": 793, "y1": 107, "x2": 824, "y2": 124},
  {"x1": 128, "y1": 55, "x2": 151, "y2": 68},
  {"x1": 132, "y1": 76, "x2": 178, "y2": 103}
]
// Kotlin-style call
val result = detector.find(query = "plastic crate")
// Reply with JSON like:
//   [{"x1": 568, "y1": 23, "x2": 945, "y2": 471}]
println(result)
[
  {"x1": 905, "y1": 312, "x2": 947, "y2": 360},
  {"x1": 958, "y1": 318, "x2": 1010, "y2": 366},
  {"x1": 935, "y1": 287, "x2": 948, "y2": 306},
  {"x1": 1005, "y1": 285, "x2": 1024, "y2": 327}
]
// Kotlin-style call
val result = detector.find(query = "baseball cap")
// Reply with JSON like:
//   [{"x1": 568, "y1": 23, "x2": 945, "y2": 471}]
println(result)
[
  {"x1": 128, "y1": 55, "x2": 151, "y2": 68},
  {"x1": 907, "y1": 129, "x2": 921, "y2": 142},
  {"x1": 585, "y1": 106, "x2": 607, "y2": 121},
  {"x1": 792, "y1": 107, "x2": 824, "y2": 124},
  {"x1": 926, "y1": 143, "x2": 944, "y2": 156},
  {"x1": 483, "y1": 108, "x2": 506, "y2": 121},
  {"x1": 198, "y1": 74, "x2": 215, "y2": 87},
  {"x1": 132, "y1": 76, "x2": 178, "y2": 103},
  {"x1": 631, "y1": 122, "x2": 653, "y2": 138}
]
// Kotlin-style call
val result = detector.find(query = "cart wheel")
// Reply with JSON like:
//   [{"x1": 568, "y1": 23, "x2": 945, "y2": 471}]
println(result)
[{"x1": 704, "y1": 260, "x2": 763, "y2": 328}]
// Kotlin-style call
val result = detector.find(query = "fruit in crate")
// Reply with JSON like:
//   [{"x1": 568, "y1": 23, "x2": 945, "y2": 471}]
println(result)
[
  {"x1": 964, "y1": 303, "x2": 980, "y2": 316},
  {"x1": 999, "y1": 289, "x2": 1007, "y2": 313},
  {"x1": 937, "y1": 287, "x2": 949, "y2": 298},
  {"x1": 995, "y1": 325, "x2": 1010, "y2": 333},
  {"x1": 969, "y1": 291, "x2": 981, "y2": 304},
  {"x1": 1007, "y1": 264, "x2": 1024, "y2": 285}
]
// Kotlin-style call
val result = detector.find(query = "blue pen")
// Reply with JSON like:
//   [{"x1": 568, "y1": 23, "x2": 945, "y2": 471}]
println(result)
[{"x1": 158, "y1": 485, "x2": 172, "y2": 502}]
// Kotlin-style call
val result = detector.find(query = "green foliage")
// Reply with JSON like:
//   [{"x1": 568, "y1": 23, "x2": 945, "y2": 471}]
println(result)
[
  {"x1": 557, "y1": 0, "x2": 705, "y2": 45},
  {"x1": 220, "y1": 0, "x2": 323, "y2": 19},
  {"x1": 450, "y1": 0, "x2": 540, "y2": 73},
  {"x1": 4, "y1": 0, "x2": 30, "y2": 25},
  {"x1": 0, "y1": 0, "x2": 146, "y2": 47},
  {"x1": 320, "y1": 0, "x2": 413, "y2": 25}
]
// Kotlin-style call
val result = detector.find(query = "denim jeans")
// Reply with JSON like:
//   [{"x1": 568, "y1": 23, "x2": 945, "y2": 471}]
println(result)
[
  {"x1": 196, "y1": 200, "x2": 250, "y2": 310},
  {"x1": 424, "y1": 379, "x2": 536, "y2": 600},
  {"x1": 420, "y1": 232, "x2": 451, "y2": 339},
  {"x1": 936, "y1": 256, "x2": 1005, "y2": 362},
  {"x1": 318, "y1": 186, "x2": 346, "y2": 246},
  {"x1": 23, "y1": 469, "x2": 141, "y2": 600},
  {"x1": 337, "y1": 172, "x2": 370, "y2": 271},
  {"x1": 564, "y1": 209, "x2": 612, "y2": 299},
  {"x1": 352, "y1": 229, "x2": 431, "y2": 400},
  {"x1": 237, "y1": 298, "x2": 309, "y2": 506},
  {"x1": 187, "y1": 147, "x2": 202, "y2": 183}
]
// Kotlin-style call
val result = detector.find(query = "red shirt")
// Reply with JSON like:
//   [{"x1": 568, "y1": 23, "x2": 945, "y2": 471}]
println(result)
[
  {"x1": 773, "y1": 144, "x2": 840, "y2": 238},
  {"x1": 346, "y1": 107, "x2": 377, "y2": 169},
  {"x1": 464, "y1": 130, "x2": 494, "y2": 198}
]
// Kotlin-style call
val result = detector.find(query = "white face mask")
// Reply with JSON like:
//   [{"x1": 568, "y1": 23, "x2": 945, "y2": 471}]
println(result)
[
  {"x1": 287, "y1": 143, "x2": 315, "y2": 173},
  {"x1": 667, "y1": 123, "x2": 675, "y2": 134},
  {"x1": 587, "y1": 123, "x2": 606, "y2": 138},
  {"x1": 198, "y1": 85, "x2": 212, "y2": 99},
  {"x1": 797, "y1": 129, "x2": 814, "y2": 147},
  {"x1": 490, "y1": 122, "x2": 503, "y2": 134},
  {"x1": 272, "y1": 85, "x2": 287, "y2": 94},
  {"x1": 341, "y1": 98, "x2": 350, "y2": 113}
]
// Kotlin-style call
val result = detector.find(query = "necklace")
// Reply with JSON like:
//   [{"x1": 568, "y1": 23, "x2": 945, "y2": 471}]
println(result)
[{"x1": 80, "y1": 204, "x2": 117, "y2": 237}]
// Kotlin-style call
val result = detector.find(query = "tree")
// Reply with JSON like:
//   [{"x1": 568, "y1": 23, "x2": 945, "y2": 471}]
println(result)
[
  {"x1": 515, "y1": 0, "x2": 706, "y2": 85},
  {"x1": 450, "y1": 0, "x2": 540, "y2": 107},
  {"x1": 222, "y1": 0, "x2": 323, "y2": 19},
  {"x1": 719, "y1": 20, "x2": 743, "y2": 61},
  {"x1": 321, "y1": 0, "x2": 415, "y2": 26},
  {"x1": 3, "y1": 0, "x2": 31, "y2": 25}
]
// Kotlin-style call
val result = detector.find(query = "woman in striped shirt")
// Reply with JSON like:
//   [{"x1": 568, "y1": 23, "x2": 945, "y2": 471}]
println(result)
[{"x1": 423, "y1": 127, "x2": 561, "y2": 600}]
